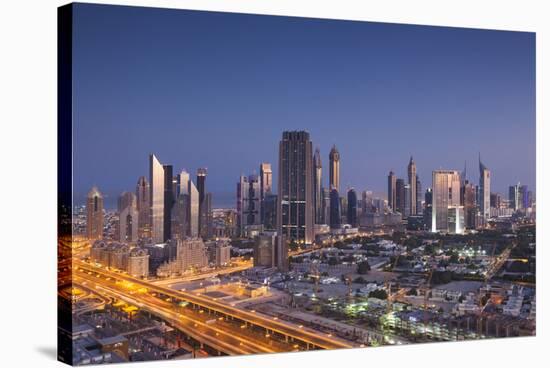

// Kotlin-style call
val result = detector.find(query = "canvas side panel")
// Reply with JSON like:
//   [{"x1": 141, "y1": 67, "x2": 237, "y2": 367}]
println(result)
[{"x1": 57, "y1": 3, "x2": 74, "y2": 366}]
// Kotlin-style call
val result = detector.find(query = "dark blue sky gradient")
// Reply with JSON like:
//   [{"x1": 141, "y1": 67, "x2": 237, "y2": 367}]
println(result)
[{"x1": 72, "y1": 3, "x2": 535, "y2": 207}]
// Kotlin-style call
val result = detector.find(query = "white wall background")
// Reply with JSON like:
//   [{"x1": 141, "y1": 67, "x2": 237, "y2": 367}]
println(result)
[{"x1": 0, "y1": 0, "x2": 547, "y2": 367}]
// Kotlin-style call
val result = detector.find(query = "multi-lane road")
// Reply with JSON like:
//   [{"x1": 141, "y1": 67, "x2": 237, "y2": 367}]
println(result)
[{"x1": 74, "y1": 259, "x2": 356, "y2": 354}]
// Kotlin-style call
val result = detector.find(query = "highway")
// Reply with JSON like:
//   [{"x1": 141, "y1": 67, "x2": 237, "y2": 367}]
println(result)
[
  {"x1": 74, "y1": 273, "x2": 285, "y2": 355},
  {"x1": 74, "y1": 259, "x2": 356, "y2": 351}
]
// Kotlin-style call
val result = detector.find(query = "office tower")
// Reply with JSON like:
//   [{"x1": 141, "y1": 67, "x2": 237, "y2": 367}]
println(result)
[
  {"x1": 432, "y1": 170, "x2": 461, "y2": 233},
  {"x1": 237, "y1": 174, "x2": 262, "y2": 235},
  {"x1": 415, "y1": 175, "x2": 423, "y2": 215},
  {"x1": 387, "y1": 170, "x2": 397, "y2": 211},
  {"x1": 479, "y1": 155, "x2": 491, "y2": 221},
  {"x1": 171, "y1": 192, "x2": 189, "y2": 241},
  {"x1": 463, "y1": 180, "x2": 477, "y2": 229},
  {"x1": 347, "y1": 188, "x2": 358, "y2": 227},
  {"x1": 395, "y1": 178, "x2": 405, "y2": 214},
  {"x1": 253, "y1": 232, "x2": 276, "y2": 268},
  {"x1": 197, "y1": 168, "x2": 207, "y2": 235},
  {"x1": 509, "y1": 184, "x2": 520, "y2": 210},
  {"x1": 329, "y1": 188, "x2": 341, "y2": 229},
  {"x1": 407, "y1": 156, "x2": 417, "y2": 214},
  {"x1": 172, "y1": 170, "x2": 199, "y2": 238},
  {"x1": 259, "y1": 163, "x2": 272, "y2": 200},
  {"x1": 260, "y1": 162, "x2": 273, "y2": 224},
  {"x1": 322, "y1": 187, "x2": 331, "y2": 225},
  {"x1": 519, "y1": 185, "x2": 529, "y2": 210},
  {"x1": 163, "y1": 164, "x2": 174, "y2": 241},
  {"x1": 362, "y1": 190, "x2": 374, "y2": 214},
  {"x1": 149, "y1": 154, "x2": 165, "y2": 244},
  {"x1": 423, "y1": 188, "x2": 432, "y2": 228},
  {"x1": 403, "y1": 184, "x2": 411, "y2": 217},
  {"x1": 203, "y1": 192, "x2": 213, "y2": 238},
  {"x1": 262, "y1": 194, "x2": 278, "y2": 230},
  {"x1": 118, "y1": 192, "x2": 138, "y2": 243},
  {"x1": 86, "y1": 186, "x2": 104, "y2": 240},
  {"x1": 135, "y1": 176, "x2": 150, "y2": 239},
  {"x1": 313, "y1": 149, "x2": 323, "y2": 224},
  {"x1": 329, "y1": 145, "x2": 340, "y2": 191},
  {"x1": 277, "y1": 131, "x2": 314, "y2": 245}
]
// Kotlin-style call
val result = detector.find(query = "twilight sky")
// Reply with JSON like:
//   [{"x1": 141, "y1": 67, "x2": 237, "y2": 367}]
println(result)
[{"x1": 72, "y1": 3, "x2": 535, "y2": 208}]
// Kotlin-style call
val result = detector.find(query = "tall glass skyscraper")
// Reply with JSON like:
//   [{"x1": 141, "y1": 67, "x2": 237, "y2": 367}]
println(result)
[
  {"x1": 329, "y1": 188, "x2": 341, "y2": 229},
  {"x1": 313, "y1": 148, "x2": 323, "y2": 224},
  {"x1": 277, "y1": 131, "x2": 314, "y2": 245},
  {"x1": 329, "y1": 145, "x2": 340, "y2": 192},
  {"x1": 135, "y1": 176, "x2": 150, "y2": 239},
  {"x1": 408, "y1": 156, "x2": 417, "y2": 215},
  {"x1": 149, "y1": 154, "x2": 165, "y2": 244},
  {"x1": 432, "y1": 170, "x2": 461, "y2": 233},
  {"x1": 387, "y1": 170, "x2": 397, "y2": 211},
  {"x1": 86, "y1": 186, "x2": 104, "y2": 240},
  {"x1": 479, "y1": 155, "x2": 491, "y2": 222},
  {"x1": 347, "y1": 188, "x2": 357, "y2": 227}
]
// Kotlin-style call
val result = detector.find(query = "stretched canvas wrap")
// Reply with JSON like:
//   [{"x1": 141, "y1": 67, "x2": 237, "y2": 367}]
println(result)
[{"x1": 58, "y1": 2, "x2": 536, "y2": 365}]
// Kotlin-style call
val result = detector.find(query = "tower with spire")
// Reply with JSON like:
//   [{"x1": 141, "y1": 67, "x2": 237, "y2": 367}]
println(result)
[
  {"x1": 329, "y1": 145, "x2": 340, "y2": 192},
  {"x1": 407, "y1": 156, "x2": 417, "y2": 215},
  {"x1": 479, "y1": 153, "x2": 491, "y2": 223}
]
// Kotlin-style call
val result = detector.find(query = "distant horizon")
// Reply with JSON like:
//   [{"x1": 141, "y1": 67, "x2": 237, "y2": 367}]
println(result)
[{"x1": 72, "y1": 4, "x2": 535, "y2": 200}]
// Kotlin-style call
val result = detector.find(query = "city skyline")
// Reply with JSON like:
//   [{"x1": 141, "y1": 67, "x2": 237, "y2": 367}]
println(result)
[
  {"x1": 59, "y1": 4, "x2": 537, "y2": 365},
  {"x1": 72, "y1": 4, "x2": 535, "y2": 203}
]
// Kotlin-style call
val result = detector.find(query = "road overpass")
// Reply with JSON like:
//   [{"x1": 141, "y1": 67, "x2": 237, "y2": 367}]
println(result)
[{"x1": 75, "y1": 259, "x2": 356, "y2": 351}]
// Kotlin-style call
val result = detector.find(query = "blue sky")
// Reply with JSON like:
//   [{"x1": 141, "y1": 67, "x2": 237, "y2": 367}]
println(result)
[{"x1": 72, "y1": 3, "x2": 535, "y2": 207}]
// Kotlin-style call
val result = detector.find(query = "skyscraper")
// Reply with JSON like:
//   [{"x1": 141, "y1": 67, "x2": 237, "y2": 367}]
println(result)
[
  {"x1": 171, "y1": 192, "x2": 189, "y2": 241},
  {"x1": 407, "y1": 156, "x2": 417, "y2": 215},
  {"x1": 519, "y1": 184, "x2": 529, "y2": 210},
  {"x1": 277, "y1": 131, "x2": 314, "y2": 245},
  {"x1": 118, "y1": 191, "x2": 138, "y2": 243},
  {"x1": 509, "y1": 184, "x2": 520, "y2": 210},
  {"x1": 313, "y1": 148, "x2": 323, "y2": 224},
  {"x1": 322, "y1": 187, "x2": 331, "y2": 226},
  {"x1": 260, "y1": 162, "x2": 273, "y2": 225},
  {"x1": 415, "y1": 175, "x2": 423, "y2": 215},
  {"x1": 259, "y1": 163, "x2": 272, "y2": 200},
  {"x1": 395, "y1": 178, "x2": 406, "y2": 214},
  {"x1": 197, "y1": 168, "x2": 207, "y2": 236},
  {"x1": 463, "y1": 180, "x2": 477, "y2": 229},
  {"x1": 479, "y1": 154, "x2": 491, "y2": 222},
  {"x1": 172, "y1": 170, "x2": 199, "y2": 238},
  {"x1": 86, "y1": 186, "x2": 104, "y2": 240},
  {"x1": 163, "y1": 164, "x2": 174, "y2": 241},
  {"x1": 237, "y1": 174, "x2": 262, "y2": 235},
  {"x1": 423, "y1": 188, "x2": 432, "y2": 228},
  {"x1": 432, "y1": 170, "x2": 462, "y2": 233},
  {"x1": 135, "y1": 176, "x2": 150, "y2": 239},
  {"x1": 403, "y1": 183, "x2": 411, "y2": 217},
  {"x1": 329, "y1": 188, "x2": 341, "y2": 229},
  {"x1": 347, "y1": 188, "x2": 358, "y2": 227},
  {"x1": 329, "y1": 145, "x2": 340, "y2": 192},
  {"x1": 387, "y1": 170, "x2": 397, "y2": 211},
  {"x1": 149, "y1": 154, "x2": 165, "y2": 244}
]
